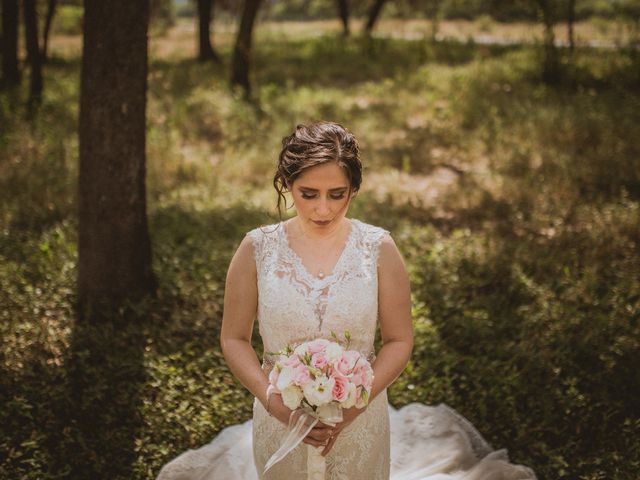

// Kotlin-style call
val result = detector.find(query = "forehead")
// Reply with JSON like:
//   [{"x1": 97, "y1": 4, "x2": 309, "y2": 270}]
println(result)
[{"x1": 294, "y1": 162, "x2": 350, "y2": 188}]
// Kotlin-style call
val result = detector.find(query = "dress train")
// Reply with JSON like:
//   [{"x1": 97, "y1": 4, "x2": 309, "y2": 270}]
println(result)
[{"x1": 156, "y1": 402, "x2": 536, "y2": 480}]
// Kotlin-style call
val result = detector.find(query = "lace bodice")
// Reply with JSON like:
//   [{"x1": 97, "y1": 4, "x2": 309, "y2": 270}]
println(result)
[{"x1": 246, "y1": 219, "x2": 388, "y2": 360}]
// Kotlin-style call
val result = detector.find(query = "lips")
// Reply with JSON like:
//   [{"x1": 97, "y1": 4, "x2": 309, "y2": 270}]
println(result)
[{"x1": 313, "y1": 220, "x2": 331, "y2": 226}]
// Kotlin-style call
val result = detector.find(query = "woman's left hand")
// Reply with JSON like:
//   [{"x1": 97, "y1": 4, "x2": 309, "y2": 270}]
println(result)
[{"x1": 302, "y1": 406, "x2": 367, "y2": 456}]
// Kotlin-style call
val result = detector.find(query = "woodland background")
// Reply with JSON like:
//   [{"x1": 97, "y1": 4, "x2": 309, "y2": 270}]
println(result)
[{"x1": 1, "y1": 0, "x2": 639, "y2": 479}]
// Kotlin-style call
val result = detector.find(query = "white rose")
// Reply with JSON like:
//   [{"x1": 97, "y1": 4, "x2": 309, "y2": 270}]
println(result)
[
  {"x1": 341, "y1": 382, "x2": 357, "y2": 409},
  {"x1": 281, "y1": 385, "x2": 304, "y2": 410},
  {"x1": 325, "y1": 342, "x2": 343, "y2": 363},
  {"x1": 303, "y1": 376, "x2": 335, "y2": 406},
  {"x1": 276, "y1": 366, "x2": 294, "y2": 392}
]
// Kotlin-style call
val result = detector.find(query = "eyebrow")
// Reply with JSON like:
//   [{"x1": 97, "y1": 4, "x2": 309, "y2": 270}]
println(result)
[{"x1": 298, "y1": 186, "x2": 348, "y2": 192}]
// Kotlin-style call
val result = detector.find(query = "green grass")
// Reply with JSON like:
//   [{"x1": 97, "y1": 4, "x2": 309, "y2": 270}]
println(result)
[{"x1": 1, "y1": 23, "x2": 639, "y2": 480}]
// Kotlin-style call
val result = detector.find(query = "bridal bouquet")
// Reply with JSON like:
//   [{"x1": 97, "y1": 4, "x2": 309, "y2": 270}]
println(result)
[
  {"x1": 268, "y1": 334, "x2": 374, "y2": 413},
  {"x1": 264, "y1": 331, "x2": 374, "y2": 478}
]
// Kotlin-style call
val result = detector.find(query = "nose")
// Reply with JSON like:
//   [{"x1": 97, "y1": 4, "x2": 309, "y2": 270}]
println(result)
[{"x1": 315, "y1": 196, "x2": 330, "y2": 216}]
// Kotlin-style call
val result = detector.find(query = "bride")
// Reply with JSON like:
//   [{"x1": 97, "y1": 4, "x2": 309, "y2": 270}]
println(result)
[{"x1": 156, "y1": 122, "x2": 537, "y2": 480}]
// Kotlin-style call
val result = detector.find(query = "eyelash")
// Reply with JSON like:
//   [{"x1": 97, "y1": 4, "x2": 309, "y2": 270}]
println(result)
[{"x1": 300, "y1": 193, "x2": 346, "y2": 200}]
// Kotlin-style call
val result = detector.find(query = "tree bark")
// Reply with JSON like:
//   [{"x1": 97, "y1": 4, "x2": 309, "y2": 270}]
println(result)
[
  {"x1": 336, "y1": 0, "x2": 349, "y2": 36},
  {"x1": 78, "y1": 0, "x2": 156, "y2": 313},
  {"x1": 197, "y1": 0, "x2": 220, "y2": 62},
  {"x1": 567, "y1": 0, "x2": 575, "y2": 53},
  {"x1": 536, "y1": 0, "x2": 560, "y2": 83},
  {"x1": 41, "y1": 0, "x2": 58, "y2": 63},
  {"x1": 230, "y1": 0, "x2": 262, "y2": 96},
  {"x1": 23, "y1": 0, "x2": 43, "y2": 102},
  {"x1": 365, "y1": 0, "x2": 387, "y2": 34},
  {"x1": 1, "y1": 0, "x2": 20, "y2": 86}
]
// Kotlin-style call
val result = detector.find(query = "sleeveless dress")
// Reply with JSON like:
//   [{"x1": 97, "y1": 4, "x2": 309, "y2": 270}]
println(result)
[{"x1": 156, "y1": 219, "x2": 537, "y2": 480}]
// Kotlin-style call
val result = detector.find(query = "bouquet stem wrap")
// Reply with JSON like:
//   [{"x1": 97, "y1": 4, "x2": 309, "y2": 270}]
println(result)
[{"x1": 263, "y1": 403, "x2": 343, "y2": 479}]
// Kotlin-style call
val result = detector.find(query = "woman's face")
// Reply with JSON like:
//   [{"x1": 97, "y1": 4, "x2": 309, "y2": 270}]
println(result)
[{"x1": 289, "y1": 162, "x2": 353, "y2": 234}]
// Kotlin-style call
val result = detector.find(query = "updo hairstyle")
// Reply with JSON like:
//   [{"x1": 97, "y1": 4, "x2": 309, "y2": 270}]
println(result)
[{"x1": 273, "y1": 121, "x2": 362, "y2": 218}]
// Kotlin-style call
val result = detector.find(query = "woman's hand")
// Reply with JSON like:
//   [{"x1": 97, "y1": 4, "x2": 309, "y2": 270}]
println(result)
[
  {"x1": 267, "y1": 393, "x2": 296, "y2": 427},
  {"x1": 302, "y1": 406, "x2": 367, "y2": 456}
]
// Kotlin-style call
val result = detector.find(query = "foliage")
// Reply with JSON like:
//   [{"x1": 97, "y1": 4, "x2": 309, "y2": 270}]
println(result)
[
  {"x1": 51, "y1": 5, "x2": 84, "y2": 36},
  {"x1": 1, "y1": 21, "x2": 639, "y2": 480}
]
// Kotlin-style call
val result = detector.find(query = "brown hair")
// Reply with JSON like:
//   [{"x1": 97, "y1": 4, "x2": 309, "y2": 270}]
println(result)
[{"x1": 273, "y1": 121, "x2": 362, "y2": 218}]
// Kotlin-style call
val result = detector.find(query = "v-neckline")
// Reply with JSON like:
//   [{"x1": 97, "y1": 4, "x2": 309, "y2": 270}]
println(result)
[{"x1": 281, "y1": 218, "x2": 356, "y2": 284}]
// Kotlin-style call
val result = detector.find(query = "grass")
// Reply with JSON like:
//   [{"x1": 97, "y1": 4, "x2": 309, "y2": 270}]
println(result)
[{"x1": 1, "y1": 19, "x2": 639, "y2": 480}]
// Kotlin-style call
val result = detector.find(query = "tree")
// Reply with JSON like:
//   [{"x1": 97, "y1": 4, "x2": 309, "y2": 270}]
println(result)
[
  {"x1": 231, "y1": 0, "x2": 262, "y2": 95},
  {"x1": 336, "y1": 0, "x2": 349, "y2": 36},
  {"x1": 78, "y1": 0, "x2": 156, "y2": 314},
  {"x1": 41, "y1": 0, "x2": 58, "y2": 63},
  {"x1": 365, "y1": 0, "x2": 387, "y2": 34},
  {"x1": 74, "y1": 2, "x2": 156, "y2": 475},
  {"x1": 23, "y1": 0, "x2": 43, "y2": 103},
  {"x1": 425, "y1": 0, "x2": 444, "y2": 41},
  {"x1": 197, "y1": 0, "x2": 220, "y2": 62},
  {"x1": 535, "y1": 0, "x2": 560, "y2": 83},
  {"x1": 566, "y1": 0, "x2": 576, "y2": 53},
  {"x1": 1, "y1": 0, "x2": 20, "y2": 87}
]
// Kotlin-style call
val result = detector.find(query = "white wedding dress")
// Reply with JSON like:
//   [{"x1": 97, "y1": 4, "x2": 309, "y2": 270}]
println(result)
[{"x1": 157, "y1": 219, "x2": 537, "y2": 480}]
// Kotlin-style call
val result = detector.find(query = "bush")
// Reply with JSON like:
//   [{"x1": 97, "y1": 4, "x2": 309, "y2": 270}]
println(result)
[{"x1": 52, "y1": 5, "x2": 83, "y2": 36}]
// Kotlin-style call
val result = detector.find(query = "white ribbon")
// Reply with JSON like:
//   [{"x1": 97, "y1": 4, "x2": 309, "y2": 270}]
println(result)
[{"x1": 264, "y1": 404, "x2": 343, "y2": 479}]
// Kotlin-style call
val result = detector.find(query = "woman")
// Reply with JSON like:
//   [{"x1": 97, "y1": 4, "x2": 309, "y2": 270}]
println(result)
[{"x1": 157, "y1": 122, "x2": 537, "y2": 480}]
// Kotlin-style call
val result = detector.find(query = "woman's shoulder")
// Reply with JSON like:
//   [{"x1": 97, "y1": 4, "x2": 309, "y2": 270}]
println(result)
[
  {"x1": 245, "y1": 222, "x2": 283, "y2": 251},
  {"x1": 350, "y1": 218, "x2": 390, "y2": 243},
  {"x1": 246, "y1": 222, "x2": 281, "y2": 238}
]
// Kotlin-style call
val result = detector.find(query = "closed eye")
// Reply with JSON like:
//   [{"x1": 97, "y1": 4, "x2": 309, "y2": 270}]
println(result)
[{"x1": 300, "y1": 192, "x2": 347, "y2": 200}]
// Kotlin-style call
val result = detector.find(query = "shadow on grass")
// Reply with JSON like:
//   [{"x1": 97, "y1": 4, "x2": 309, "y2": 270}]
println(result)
[{"x1": 60, "y1": 304, "x2": 150, "y2": 479}]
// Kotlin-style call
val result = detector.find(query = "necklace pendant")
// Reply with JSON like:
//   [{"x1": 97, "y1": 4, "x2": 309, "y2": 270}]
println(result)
[{"x1": 317, "y1": 270, "x2": 325, "y2": 279}]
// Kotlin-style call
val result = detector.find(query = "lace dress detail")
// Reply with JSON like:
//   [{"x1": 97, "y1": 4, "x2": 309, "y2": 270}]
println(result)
[{"x1": 156, "y1": 219, "x2": 537, "y2": 480}]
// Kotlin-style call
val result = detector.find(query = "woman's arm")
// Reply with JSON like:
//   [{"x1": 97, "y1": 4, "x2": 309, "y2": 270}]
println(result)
[
  {"x1": 220, "y1": 235, "x2": 293, "y2": 425},
  {"x1": 369, "y1": 233, "x2": 414, "y2": 401}
]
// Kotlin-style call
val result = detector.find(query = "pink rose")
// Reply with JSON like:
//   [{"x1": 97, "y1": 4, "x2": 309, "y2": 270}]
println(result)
[
  {"x1": 332, "y1": 374, "x2": 348, "y2": 402},
  {"x1": 352, "y1": 363, "x2": 373, "y2": 387},
  {"x1": 307, "y1": 339, "x2": 330, "y2": 355},
  {"x1": 285, "y1": 355, "x2": 302, "y2": 368},
  {"x1": 292, "y1": 365, "x2": 312, "y2": 386},
  {"x1": 312, "y1": 352, "x2": 328, "y2": 370},
  {"x1": 336, "y1": 350, "x2": 360, "y2": 376}
]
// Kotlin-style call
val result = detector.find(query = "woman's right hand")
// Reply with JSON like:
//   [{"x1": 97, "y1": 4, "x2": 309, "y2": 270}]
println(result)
[{"x1": 267, "y1": 392, "x2": 296, "y2": 426}]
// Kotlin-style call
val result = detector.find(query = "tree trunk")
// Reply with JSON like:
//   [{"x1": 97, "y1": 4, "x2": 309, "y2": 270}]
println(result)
[
  {"x1": 230, "y1": 0, "x2": 262, "y2": 96},
  {"x1": 78, "y1": 0, "x2": 156, "y2": 314},
  {"x1": 1, "y1": 0, "x2": 20, "y2": 86},
  {"x1": 365, "y1": 0, "x2": 386, "y2": 34},
  {"x1": 336, "y1": 0, "x2": 349, "y2": 36},
  {"x1": 23, "y1": 0, "x2": 43, "y2": 102},
  {"x1": 73, "y1": 3, "x2": 155, "y2": 475},
  {"x1": 426, "y1": 0, "x2": 443, "y2": 41},
  {"x1": 197, "y1": 0, "x2": 220, "y2": 62},
  {"x1": 41, "y1": 0, "x2": 58, "y2": 63},
  {"x1": 567, "y1": 0, "x2": 575, "y2": 54},
  {"x1": 536, "y1": 0, "x2": 560, "y2": 83}
]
